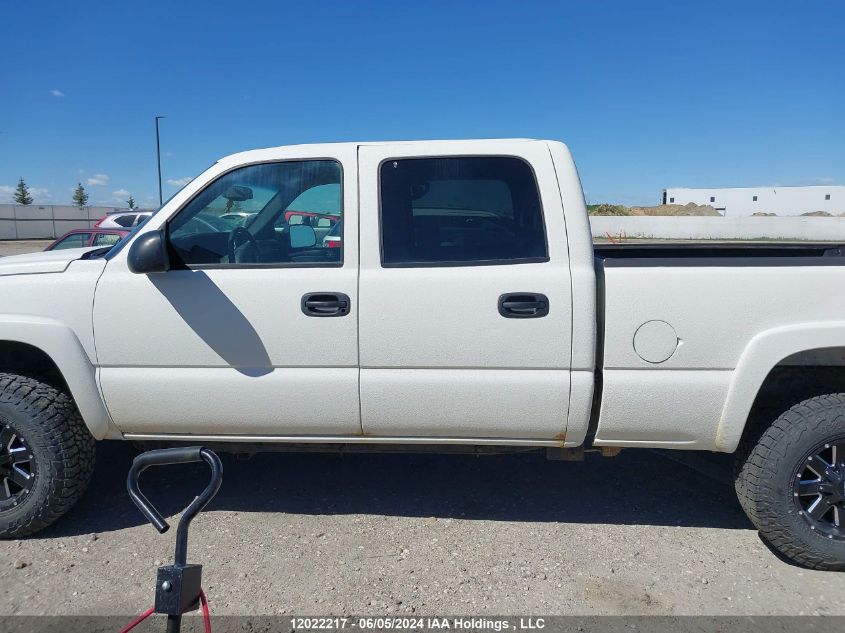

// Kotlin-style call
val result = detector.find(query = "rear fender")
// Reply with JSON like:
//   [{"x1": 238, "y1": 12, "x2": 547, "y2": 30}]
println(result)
[{"x1": 717, "y1": 321, "x2": 845, "y2": 452}]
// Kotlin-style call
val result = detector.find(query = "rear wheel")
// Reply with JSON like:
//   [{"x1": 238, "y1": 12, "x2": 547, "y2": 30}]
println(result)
[
  {"x1": 0, "y1": 373, "x2": 95, "y2": 537},
  {"x1": 735, "y1": 393, "x2": 845, "y2": 570}
]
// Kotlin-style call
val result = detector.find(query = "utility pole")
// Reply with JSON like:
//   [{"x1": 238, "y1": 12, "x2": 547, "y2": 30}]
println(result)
[{"x1": 155, "y1": 116, "x2": 165, "y2": 206}]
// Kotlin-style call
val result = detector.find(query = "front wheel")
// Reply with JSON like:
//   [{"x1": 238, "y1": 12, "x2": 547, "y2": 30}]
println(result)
[
  {"x1": 735, "y1": 393, "x2": 845, "y2": 570},
  {"x1": 0, "y1": 373, "x2": 95, "y2": 537}
]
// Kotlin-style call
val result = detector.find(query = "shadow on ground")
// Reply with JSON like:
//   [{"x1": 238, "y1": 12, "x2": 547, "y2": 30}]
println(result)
[{"x1": 39, "y1": 441, "x2": 752, "y2": 538}]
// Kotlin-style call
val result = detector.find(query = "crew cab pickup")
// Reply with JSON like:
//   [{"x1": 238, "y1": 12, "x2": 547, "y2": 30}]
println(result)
[{"x1": 2, "y1": 139, "x2": 844, "y2": 570}]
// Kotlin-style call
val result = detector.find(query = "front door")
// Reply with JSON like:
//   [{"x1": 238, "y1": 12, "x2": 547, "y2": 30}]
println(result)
[
  {"x1": 357, "y1": 141, "x2": 573, "y2": 440},
  {"x1": 94, "y1": 146, "x2": 360, "y2": 437}
]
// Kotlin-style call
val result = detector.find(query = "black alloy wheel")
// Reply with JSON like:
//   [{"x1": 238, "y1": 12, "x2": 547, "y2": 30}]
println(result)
[
  {"x1": 794, "y1": 439, "x2": 845, "y2": 540},
  {"x1": 0, "y1": 421, "x2": 37, "y2": 511}
]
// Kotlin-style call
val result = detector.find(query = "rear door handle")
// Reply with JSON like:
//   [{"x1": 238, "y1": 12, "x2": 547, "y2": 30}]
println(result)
[
  {"x1": 301, "y1": 292, "x2": 350, "y2": 317},
  {"x1": 498, "y1": 293, "x2": 549, "y2": 318}
]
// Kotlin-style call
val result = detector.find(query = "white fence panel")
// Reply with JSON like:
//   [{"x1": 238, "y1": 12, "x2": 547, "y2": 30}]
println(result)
[{"x1": 0, "y1": 204, "x2": 136, "y2": 240}]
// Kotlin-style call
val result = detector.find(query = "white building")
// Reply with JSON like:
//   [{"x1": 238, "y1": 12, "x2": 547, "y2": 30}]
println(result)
[{"x1": 661, "y1": 185, "x2": 844, "y2": 217}]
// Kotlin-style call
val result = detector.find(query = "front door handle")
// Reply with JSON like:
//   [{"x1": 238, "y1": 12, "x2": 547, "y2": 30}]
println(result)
[
  {"x1": 301, "y1": 292, "x2": 350, "y2": 317},
  {"x1": 498, "y1": 293, "x2": 549, "y2": 318}
]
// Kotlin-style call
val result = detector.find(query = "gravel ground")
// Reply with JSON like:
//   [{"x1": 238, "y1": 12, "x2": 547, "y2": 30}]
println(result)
[
  {"x1": 0, "y1": 240, "x2": 52, "y2": 256},
  {"x1": 1, "y1": 443, "x2": 843, "y2": 617}
]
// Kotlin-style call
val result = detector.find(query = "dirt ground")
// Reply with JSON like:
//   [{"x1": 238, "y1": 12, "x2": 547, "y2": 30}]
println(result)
[
  {"x1": 1, "y1": 444, "x2": 843, "y2": 617},
  {"x1": 0, "y1": 240, "x2": 52, "y2": 256}
]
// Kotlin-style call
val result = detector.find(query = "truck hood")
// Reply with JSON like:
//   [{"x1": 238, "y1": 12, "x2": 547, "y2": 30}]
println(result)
[{"x1": 0, "y1": 247, "x2": 100, "y2": 277}]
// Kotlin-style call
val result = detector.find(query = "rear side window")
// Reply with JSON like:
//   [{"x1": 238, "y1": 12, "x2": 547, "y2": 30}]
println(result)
[
  {"x1": 93, "y1": 232, "x2": 122, "y2": 247},
  {"x1": 113, "y1": 214, "x2": 136, "y2": 228},
  {"x1": 380, "y1": 156, "x2": 547, "y2": 266}
]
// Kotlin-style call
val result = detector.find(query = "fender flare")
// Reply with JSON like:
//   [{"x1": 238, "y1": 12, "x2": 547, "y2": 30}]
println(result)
[
  {"x1": 716, "y1": 321, "x2": 845, "y2": 452},
  {"x1": 0, "y1": 315, "x2": 112, "y2": 439}
]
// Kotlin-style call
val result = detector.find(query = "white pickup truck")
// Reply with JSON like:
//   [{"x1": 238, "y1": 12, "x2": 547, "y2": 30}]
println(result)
[{"x1": 1, "y1": 139, "x2": 844, "y2": 569}]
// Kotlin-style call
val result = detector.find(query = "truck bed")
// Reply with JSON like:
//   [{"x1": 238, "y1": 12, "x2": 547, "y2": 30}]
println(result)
[{"x1": 591, "y1": 237, "x2": 845, "y2": 452}]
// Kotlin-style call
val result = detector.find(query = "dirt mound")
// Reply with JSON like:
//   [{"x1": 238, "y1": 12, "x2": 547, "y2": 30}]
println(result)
[
  {"x1": 629, "y1": 202, "x2": 721, "y2": 217},
  {"x1": 587, "y1": 204, "x2": 629, "y2": 216},
  {"x1": 589, "y1": 202, "x2": 721, "y2": 217}
]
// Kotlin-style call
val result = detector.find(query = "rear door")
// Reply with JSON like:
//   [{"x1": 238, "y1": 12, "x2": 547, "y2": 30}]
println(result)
[{"x1": 358, "y1": 141, "x2": 573, "y2": 440}]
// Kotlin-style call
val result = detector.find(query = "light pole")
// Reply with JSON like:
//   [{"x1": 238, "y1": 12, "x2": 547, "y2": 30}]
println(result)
[{"x1": 155, "y1": 116, "x2": 165, "y2": 206}]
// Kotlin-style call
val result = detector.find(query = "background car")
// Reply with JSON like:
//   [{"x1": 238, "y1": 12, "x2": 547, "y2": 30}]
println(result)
[
  {"x1": 284, "y1": 210, "x2": 340, "y2": 243},
  {"x1": 177, "y1": 211, "x2": 240, "y2": 235},
  {"x1": 220, "y1": 212, "x2": 256, "y2": 226},
  {"x1": 321, "y1": 219, "x2": 342, "y2": 249},
  {"x1": 95, "y1": 211, "x2": 153, "y2": 229},
  {"x1": 45, "y1": 228, "x2": 130, "y2": 250}
]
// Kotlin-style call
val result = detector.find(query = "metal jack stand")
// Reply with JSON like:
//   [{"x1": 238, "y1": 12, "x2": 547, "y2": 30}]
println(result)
[{"x1": 122, "y1": 447, "x2": 223, "y2": 633}]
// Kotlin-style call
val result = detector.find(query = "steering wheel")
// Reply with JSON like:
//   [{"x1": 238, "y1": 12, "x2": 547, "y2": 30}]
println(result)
[{"x1": 227, "y1": 227, "x2": 260, "y2": 263}]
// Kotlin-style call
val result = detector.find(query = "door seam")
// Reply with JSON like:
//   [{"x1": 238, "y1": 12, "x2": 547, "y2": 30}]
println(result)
[{"x1": 356, "y1": 144, "x2": 364, "y2": 435}]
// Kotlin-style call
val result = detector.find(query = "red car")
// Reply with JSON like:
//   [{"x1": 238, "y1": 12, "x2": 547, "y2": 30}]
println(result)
[
  {"x1": 284, "y1": 209, "x2": 340, "y2": 226},
  {"x1": 45, "y1": 228, "x2": 131, "y2": 251}
]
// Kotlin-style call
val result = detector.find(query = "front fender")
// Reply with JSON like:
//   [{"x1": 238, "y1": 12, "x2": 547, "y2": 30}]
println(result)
[
  {"x1": 716, "y1": 321, "x2": 845, "y2": 452},
  {"x1": 0, "y1": 315, "x2": 113, "y2": 439}
]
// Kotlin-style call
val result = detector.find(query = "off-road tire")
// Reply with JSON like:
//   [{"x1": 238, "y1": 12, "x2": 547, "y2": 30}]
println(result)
[
  {"x1": 735, "y1": 393, "x2": 845, "y2": 571},
  {"x1": 0, "y1": 373, "x2": 95, "y2": 537}
]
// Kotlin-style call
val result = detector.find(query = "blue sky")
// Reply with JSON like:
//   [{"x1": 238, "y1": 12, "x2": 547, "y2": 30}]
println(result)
[{"x1": 1, "y1": 0, "x2": 843, "y2": 208}]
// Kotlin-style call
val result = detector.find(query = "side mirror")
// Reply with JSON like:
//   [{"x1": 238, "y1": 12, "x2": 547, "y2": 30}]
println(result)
[
  {"x1": 289, "y1": 224, "x2": 317, "y2": 249},
  {"x1": 127, "y1": 230, "x2": 170, "y2": 274}
]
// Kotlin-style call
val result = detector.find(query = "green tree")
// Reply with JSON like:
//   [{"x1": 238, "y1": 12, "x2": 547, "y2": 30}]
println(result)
[
  {"x1": 126, "y1": 195, "x2": 136, "y2": 209},
  {"x1": 72, "y1": 183, "x2": 89, "y2": 207},
  {"x1": 13, "y1": 178, "x2": 33, "y2": 205}
]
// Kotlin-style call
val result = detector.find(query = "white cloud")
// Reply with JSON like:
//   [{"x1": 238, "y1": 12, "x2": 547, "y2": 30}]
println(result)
[
  {"x1": 167, "y1": 176, "x2": 192, "y2": 187},
  {"x1": 87, "y1": 174, "x2": 110, "y2": 186},
  {"x1": 0, "y1": 185, "x2": 51, "y2": 203},
  {"x1": 813, "y1": 177, "x2": 834, "y2": 184},
  {"x1": 50, "y1": 89, "x2": 65, "y2": 97},
  {"x1": 30, "y1": 187, "x2": 51, "y2": 201},
  {"x1": 113, "y1": 188, "x2": 130, "y2": 198}
]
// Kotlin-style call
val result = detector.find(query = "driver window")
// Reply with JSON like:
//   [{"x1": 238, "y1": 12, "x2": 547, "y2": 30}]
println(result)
[{"x1": 168, "y1": 160, "x2": 342, "y2": 267}]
